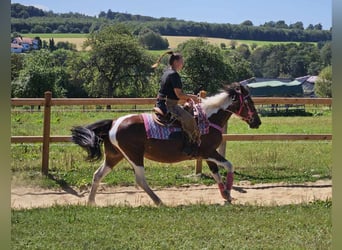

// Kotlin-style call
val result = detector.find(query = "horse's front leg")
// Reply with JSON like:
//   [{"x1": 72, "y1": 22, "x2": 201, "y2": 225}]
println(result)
[{"x1": 206, "y1": 151, "x2": 234, "y2": 203}]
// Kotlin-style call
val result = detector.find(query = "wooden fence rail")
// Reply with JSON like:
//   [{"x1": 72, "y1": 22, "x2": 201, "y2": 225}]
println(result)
[{"x1": 11, "y1": 91, "x2": 332, "y2": 175}]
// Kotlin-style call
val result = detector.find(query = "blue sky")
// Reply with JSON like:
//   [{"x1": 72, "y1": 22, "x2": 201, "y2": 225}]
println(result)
[{"x1": 12, "y1": 0, "x2": 332, "y2": 30}]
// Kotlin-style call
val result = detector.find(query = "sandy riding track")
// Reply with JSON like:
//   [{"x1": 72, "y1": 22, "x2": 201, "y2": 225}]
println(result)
[{"x1": 11, "y1": 180, "x2": 332, "y2": 209}]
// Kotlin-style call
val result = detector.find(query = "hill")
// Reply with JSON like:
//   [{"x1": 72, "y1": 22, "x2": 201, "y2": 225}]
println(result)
[{"x1": 11, "y1": 3, "x2": 331, "y2": 42}]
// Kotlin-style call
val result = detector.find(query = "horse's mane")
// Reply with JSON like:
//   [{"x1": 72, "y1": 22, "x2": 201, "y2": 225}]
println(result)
[{"x1": 200, "y1": 90, "x2": 233, "y2": 117}]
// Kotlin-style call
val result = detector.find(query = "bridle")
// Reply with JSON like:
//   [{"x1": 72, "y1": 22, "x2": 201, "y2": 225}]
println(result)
[{"x1": 227, "y1": 91, "x2": 255, "y2": 123}]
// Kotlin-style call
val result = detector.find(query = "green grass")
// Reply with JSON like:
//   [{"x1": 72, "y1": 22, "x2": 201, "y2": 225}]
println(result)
[
  {"x1": 11, "y1": 107, "x2": 332, "y2": 249},
  {"x1": 11, "y1": 107, "x2": 332, "y2": 188},
  {"x1": 11, "y1": 140, "x2": 331, "y2": 189},
  {"x1": 11, "y1": 201, "x2": 331, "y2": 249}
]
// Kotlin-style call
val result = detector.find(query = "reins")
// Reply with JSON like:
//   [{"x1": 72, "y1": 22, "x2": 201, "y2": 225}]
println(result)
[
  {"x1": 227, "y1": 93, "x2": 255, "y2": 122},
  {"x1": 187, "y1": 89, "x2": 255, "y2": 134}
]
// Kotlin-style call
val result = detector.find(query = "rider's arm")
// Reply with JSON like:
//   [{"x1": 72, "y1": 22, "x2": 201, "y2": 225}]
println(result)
[{"x1": 174, "y1": 88, "x2": 199, "y2": 103}]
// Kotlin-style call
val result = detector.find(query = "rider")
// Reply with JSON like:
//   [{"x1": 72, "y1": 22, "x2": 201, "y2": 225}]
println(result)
[{"x1": 152, "y1": 51, "x2": 201, "y2": 155}]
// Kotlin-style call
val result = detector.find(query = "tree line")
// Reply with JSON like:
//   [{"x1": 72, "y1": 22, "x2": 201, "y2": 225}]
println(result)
[
  {"x1": 11, "y1": 24, "x2": 332, "y2": 99},
  {"x1": 11, "y1": 3, "x2": 331, "y2": 42}
]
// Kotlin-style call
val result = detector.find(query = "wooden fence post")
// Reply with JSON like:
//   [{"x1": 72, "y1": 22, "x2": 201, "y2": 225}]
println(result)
[
  {"x1": 41, "y1": 91, "x2": 52, "y2": 175},
  {"x1": 195, "y1": 159, "x2": 202, "y2": 175}
]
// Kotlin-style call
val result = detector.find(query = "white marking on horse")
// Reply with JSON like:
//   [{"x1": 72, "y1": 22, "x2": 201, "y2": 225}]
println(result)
[
  {"x1": 201, "y1": 92, "x2": 233, "y2": 117},
  {"x1": 206, "y1": 157, "x2": 233, "y2": 173},
  {"x1": 108, "y1": 114, "x2": 163, "y2": 205},
  {"x1": 109, "y1": 114, "x2": 135, "y2": 149}
]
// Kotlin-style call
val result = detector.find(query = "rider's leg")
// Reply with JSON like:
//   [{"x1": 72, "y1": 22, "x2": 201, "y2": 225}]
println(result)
[{"x1": 173, "y1": 105, "x2": 200, "y2": 144}]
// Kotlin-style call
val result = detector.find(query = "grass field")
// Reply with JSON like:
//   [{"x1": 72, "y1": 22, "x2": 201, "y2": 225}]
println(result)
[
  {"x1": 25, "y1": 33, "x2": 303, "y2": 51},
  {"x1": 11, "y1": 201, "x2": 331, "y2": 249},
  {"x1": 11, "y1": 106, "x2": 332, "y2": 188},
  {"x1": 11, "y1": 106, "x2": 332, "y2": 249}
]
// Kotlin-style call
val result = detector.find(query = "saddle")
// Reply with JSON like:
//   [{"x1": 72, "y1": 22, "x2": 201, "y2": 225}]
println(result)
[
  {"x1": 152, "y1": 102, "x2": 199, "y2": 156},
  {"x1": 152, "y1": 102, "x2": 194, "y2": 127},
  {"x1": 153, "y1": 91, "x2": 207, "y2": 126}
]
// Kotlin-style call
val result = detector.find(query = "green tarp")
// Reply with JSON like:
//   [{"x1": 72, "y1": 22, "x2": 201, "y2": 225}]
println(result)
[{"x1": 247, "y1": 80, "x2": 303, "y2": 97}]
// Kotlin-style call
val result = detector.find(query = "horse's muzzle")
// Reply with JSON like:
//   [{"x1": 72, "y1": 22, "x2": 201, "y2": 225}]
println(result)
[{"x1": 248, "y1": 117, "x2": 261, "y2": 129}]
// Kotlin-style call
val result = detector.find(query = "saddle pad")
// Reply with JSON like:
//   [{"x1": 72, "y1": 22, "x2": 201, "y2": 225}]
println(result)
[
  {"x1": 141, "y1": 110, "x2": 210, "y2": 140},
  {"x1": 142, "y1": 113, "x2": 181, "y2": 140}
]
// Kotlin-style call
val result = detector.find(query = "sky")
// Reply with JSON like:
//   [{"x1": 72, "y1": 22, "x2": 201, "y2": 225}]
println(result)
[{"x1": 11, "y1": 0, "x2": 332, "y2": 30}]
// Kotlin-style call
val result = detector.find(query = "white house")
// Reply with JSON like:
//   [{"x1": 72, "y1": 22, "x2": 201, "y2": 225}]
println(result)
[
  {"x1": 11, "y1": 37, "x2": 39, "y2": 52},
  {"x1": 11, "y1": 43, "x2": 23, "y2": 53}
]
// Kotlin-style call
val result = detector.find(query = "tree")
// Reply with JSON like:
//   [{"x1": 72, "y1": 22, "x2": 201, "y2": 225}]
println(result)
[
  {"x1": 178, "y1": 38, "x2": 234, "y2": 94},
  {"x1": 315, "y1": 66, "x2": 332, "y2": 97},
  {"x1": 49, "y1": 38, "x2": 56, "y2": 51},
  {"x1": 138, "y1": 28, "x2": 169, "y2": 50},
  {"x1": 31, "y1": 25, "x2": 45, "y2": 33},
  {"x1": 250, "y1": 43, "x2": 258, "y2": 50},
  {"x1": 11, "y1": 50, "x2": 67, "y2": 98},
  {"x1": 320, "y1": 42, "x2": 332, "y2": 67},
  {"x1": 56, "y1": 41, "x2": 77, "y2": 51},
  {"x1": 223, "y1": 50, "x2": 253, "y2": 82},
  {"x1": 82, "y1": 24, "x2": 155, "y2": 102},
  {"x1": 314, "y1": 23, "x2": 323, "y2": 30},
  {"x1": 230, "y1": 40, "x2": 237, "y2": 49},
  {"x1": 306, "y1": 24, "x2": 315, "y2": 30},
  {"x1": 236, "y1": 44, "x2": 251, "y2": 59},
  {"x1": 220, "y1": 43, "x2": 226, "y2": 50},
  {"x1": 11, "y1": 53, "x2": 25, "y2": 81},
  {"x1": 241, "y1": 20, "x2": 253, "y2": 26},
  {"x1": 289, "y1": 21, "x2": 304, "y2": 30},
  {"x1": 275, "y1": 20, "x2": 288, "y2": 29}
]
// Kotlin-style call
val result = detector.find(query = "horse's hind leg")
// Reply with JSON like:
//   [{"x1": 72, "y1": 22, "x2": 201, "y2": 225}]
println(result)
[
  {"x1": 133, "y1": 165, "x2": 163, "y2": 206},
  {"x1": 88, "y1": 153, "x2": 123, "y2": 205}
]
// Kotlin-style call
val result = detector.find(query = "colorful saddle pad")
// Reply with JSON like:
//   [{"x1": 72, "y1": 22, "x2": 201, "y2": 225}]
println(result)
[
  {"x1": 142, "y1": 113, "x2": 181, "y2": 140},
  {"x1": 142, "y1": 104, "x2": 210, "y2": 140}
]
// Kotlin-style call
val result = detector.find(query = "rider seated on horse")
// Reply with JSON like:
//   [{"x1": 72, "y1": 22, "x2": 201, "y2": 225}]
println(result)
[{"x1": 152, "y1": 51, "x2": 201, "y2": 155}]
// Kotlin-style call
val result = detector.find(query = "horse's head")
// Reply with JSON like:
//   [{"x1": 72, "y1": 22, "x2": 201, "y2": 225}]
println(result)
[{"x1": 225, "y1": 83, "x2": 261, "y2": 128}]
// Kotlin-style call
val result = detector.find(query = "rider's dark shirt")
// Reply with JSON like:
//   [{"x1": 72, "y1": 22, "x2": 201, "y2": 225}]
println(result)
[{"x1": 158, "y1": 69, "x2": 182, "y2": 100}]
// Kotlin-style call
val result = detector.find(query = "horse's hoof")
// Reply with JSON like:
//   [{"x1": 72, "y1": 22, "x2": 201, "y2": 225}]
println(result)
[
  {"x1": 226, "y1": 196, "x2": 235, "y2": 204},
  {"x1": 220, "y1": 189, "x2": 229, "y2": 200}
]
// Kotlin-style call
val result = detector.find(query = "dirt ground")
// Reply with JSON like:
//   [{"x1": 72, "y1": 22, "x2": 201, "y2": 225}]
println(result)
[{"x1": 11, "y1": 179, "x2": 332, "y2": 209}]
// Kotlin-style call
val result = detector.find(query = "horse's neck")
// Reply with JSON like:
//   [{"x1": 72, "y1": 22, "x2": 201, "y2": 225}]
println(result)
[{"x1": 208, "y1": 109, "x2": 232, "y2": 128}]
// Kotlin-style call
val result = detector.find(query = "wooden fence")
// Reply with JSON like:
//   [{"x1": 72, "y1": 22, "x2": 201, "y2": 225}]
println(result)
[{"x1": 11, "y1": 91, "x2": 332, "y2": 175}]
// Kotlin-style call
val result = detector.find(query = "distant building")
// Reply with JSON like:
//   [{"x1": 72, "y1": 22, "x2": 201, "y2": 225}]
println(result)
[
  {"x1": 296, "y1": 75, "x2": 319, "y2": 97},
  {"x1": 248, "y1": 80, "x2": 303, "y2": 97},
  {"x1": 11, "y1": 43, "x2": 23, "y2": 53},
  {"x1": 240, "y1": 76, "x2": 319, "y2": 97},
  {"x1": 11, "y1": 37, "x2": 39, "y2": 53}
]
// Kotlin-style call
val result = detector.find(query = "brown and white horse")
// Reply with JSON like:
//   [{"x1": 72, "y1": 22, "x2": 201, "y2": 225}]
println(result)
[{"x1": 71, "y1": 83, "x2": 261, "y2": 206}]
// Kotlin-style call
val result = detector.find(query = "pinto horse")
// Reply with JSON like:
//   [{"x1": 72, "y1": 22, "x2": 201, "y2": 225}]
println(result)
[{"x1": 71, "y1": 83, "x2": 261, "y2": 206}]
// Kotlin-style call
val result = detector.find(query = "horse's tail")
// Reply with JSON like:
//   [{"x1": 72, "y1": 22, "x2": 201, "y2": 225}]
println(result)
[{"x1": 71, "y1": 119, "x2": 113, "y2": 161}]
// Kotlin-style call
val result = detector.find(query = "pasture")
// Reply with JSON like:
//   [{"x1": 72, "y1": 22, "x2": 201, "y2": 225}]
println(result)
[
  {"x1": 25, "y1": 33, "x2": 302, "y2": 51},
  {"x1": 11, "y1": 105, "x2": 332, "y2": 249},
  {"x1": 11, "y1": 106, "x2": 332, "y2": 187},
  {"x1": 11, "y1": 202, "x2": 331, "y2": 249}
]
